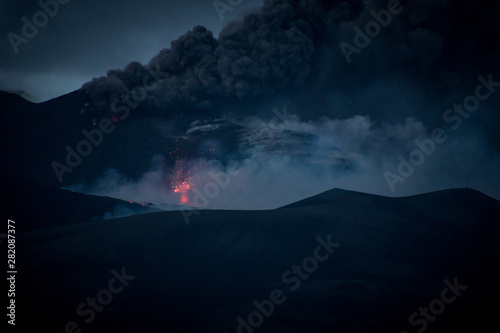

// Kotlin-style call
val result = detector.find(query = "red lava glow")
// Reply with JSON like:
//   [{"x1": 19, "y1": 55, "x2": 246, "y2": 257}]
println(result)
[
  {"x1": 174, "y1": 181, "x2": 191, "y2": 204},
  {"x1": 169, "y1": 147, "x2": 193, "y2": 206},
  {"x1": 168, "y1": 145, "x2": 216, "y2": 206},
  {"x1": 129, "y1": 201, "x2": 147, "y2": 207}
]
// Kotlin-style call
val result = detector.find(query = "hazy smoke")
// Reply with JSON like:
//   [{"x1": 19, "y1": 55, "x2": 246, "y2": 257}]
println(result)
[
  {"x1": 70, "y1": 113, "x2": 500, "y2": 209},
  {"x1": 99, "y1": 205, "x2": 159, "y2": 220},
  {"x1": 68, "y1": 164, "x2": 180, "y2": 208}
]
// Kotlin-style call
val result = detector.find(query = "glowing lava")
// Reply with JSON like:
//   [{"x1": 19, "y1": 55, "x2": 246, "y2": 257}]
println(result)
[
  {"x1": 173, "y1": 180, "x2": 190, "y2": 205},
  {"x1": 168, "y1": 144, "x2": 216, "y2": 206},
  {"x1": 169, "y1": 147, "x2": 193, "y2": 206}
]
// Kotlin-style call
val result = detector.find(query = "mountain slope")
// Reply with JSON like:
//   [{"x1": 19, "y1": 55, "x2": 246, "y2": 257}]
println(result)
[
  {"x1": 2, "y1": 174, "x2": 156, "y2": 231},
  {"x1": 12, "y1": 188, "x2": 500, "y2": 332},
  {"x1": 0, "y1": 90, "x2": 244, "y2": 189}
]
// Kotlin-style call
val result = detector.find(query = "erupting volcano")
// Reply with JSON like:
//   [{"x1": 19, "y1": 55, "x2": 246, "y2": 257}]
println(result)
[
  {"x1": 169, "y1": 146, "x2": 194, "y2": 206},
  {"x1": 173, "y1": 180, "x2": 191, "y2": 205},
  {"x1": 170, "y1": 159, "x2": 192, "y2": 206},
  {"x1": 168, "y1": 144, "x2": 216, "y2": 206}
]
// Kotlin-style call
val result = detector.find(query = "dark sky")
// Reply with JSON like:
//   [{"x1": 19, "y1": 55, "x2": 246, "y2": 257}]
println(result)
[{"x1": 0, "y1": 0, "x2": 263, "y2": 102}]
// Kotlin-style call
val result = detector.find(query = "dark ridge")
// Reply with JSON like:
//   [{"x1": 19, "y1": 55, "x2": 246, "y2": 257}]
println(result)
[
  {"x1": 0, "y1": 90, "x2": 36, "y2": 123},
  {"x1": 0, "y1": 90, "x2": 33, "y2": 107},
  {"x1": 280, "y1": 187, "x2": 499, "y2": 209},
  {"x1": 277, "y1": 187, "x2": 392, "y2": 208},
  {"x1": 1, "y1": 173, "x2": 155, "y2": 232},
  {"x1": 13, "y1": 184, "x2": 500, "y2": 333}
]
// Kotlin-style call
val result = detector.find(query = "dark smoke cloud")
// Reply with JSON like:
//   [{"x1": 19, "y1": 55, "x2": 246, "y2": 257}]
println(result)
[
  {"x1": 82, "y1": 0, "x2": 364, "y2": 114},
  {"x1": 74, "y1": 0, "x2": 500, "y2": 206},
  {"x1": 0, "y1": 0, "x2": 264, "y2": 102},
  {"x1": 82, "y1": 0, "x2": 500, "y2": 132}
]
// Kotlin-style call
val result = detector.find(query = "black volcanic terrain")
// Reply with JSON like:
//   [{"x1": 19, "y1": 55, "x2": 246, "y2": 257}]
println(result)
[
  {"x1": 9, "y1": 187, "x2": 500, "y2": 332},
  {"x1": 2, "y1": 174, "x2": 155, "y2": 231}
]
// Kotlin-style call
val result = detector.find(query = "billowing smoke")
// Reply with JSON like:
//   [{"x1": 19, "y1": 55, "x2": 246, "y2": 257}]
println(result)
[
  {"x1": 81, "y1": 0, "x2": 500, "y2": 122},
  {"x1": 74, "y1": 0, "x2": 500, "y2": 209},
  {"x1": 82, "y1": 0, "x2": 364, "y2": 114}
]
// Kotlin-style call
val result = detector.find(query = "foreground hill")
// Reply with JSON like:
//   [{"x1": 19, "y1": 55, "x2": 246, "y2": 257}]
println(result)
[
  {"x1": 1, "y1": 174, "x2": 155, "y2": 231},
  {"x1": 12, "y1": 188, "x2": 500, "y2": 332}
]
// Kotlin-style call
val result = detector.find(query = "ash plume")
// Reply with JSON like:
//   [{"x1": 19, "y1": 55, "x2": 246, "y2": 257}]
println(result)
[{"x1": 82, "y1": 0, "x2": 364, "y2": 115}]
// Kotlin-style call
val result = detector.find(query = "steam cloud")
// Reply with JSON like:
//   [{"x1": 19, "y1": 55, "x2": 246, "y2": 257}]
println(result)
[{"x1": 71, "y1": 114, "x2": 500, "y2": 208}]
